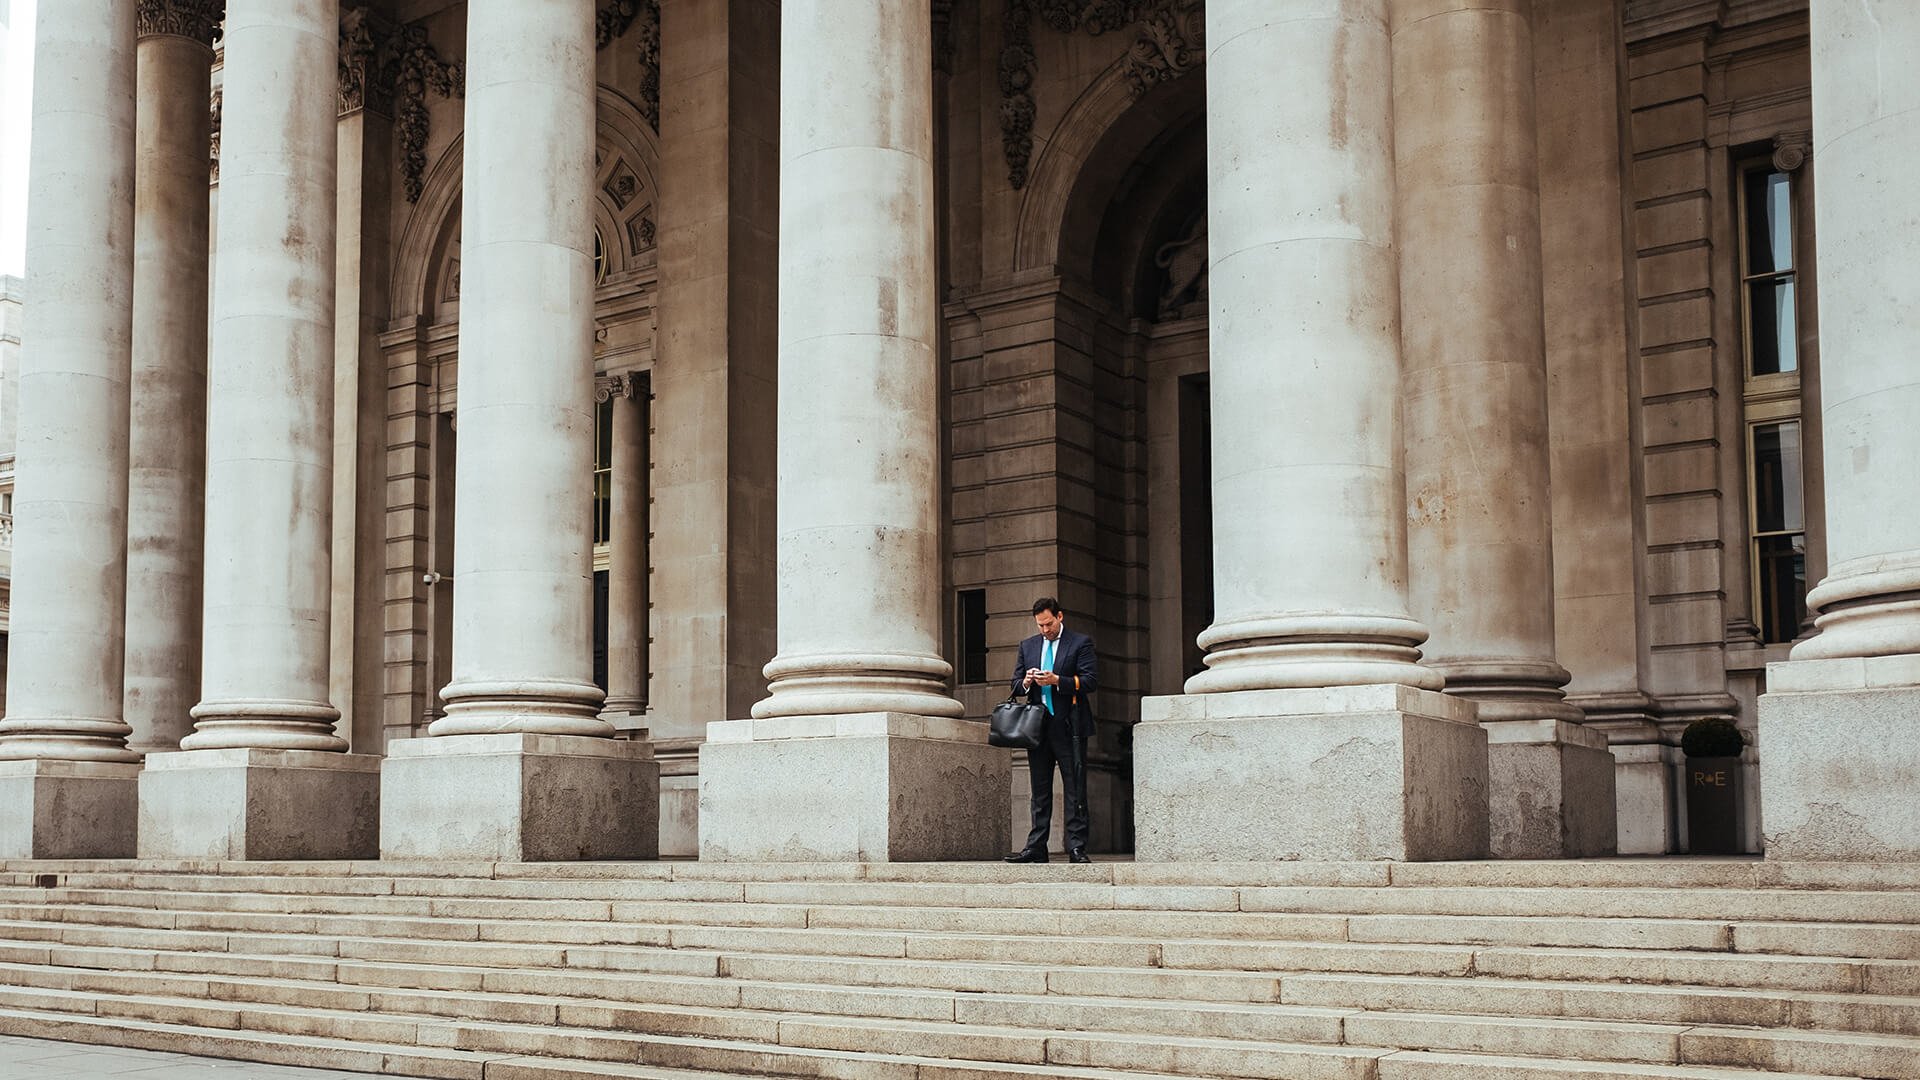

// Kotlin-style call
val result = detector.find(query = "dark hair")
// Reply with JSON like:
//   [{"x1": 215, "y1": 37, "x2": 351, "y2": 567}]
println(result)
[{"x1": 1031, "y1": 597, "x2": 1062, "y2": 617}]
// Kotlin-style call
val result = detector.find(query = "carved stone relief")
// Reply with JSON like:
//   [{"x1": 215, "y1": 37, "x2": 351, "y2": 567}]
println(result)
[
  {"x1": 209, "y1": 88, "x2": 222, "y2": 183},
  {"x1": 1000, "y1": 0, "x2": 1205, "y2": 189},
  {"x1": 136, "y1": 0, "x2": 224, "y2": 44},
  {"x1": 598, "y1": 0, "x2": 662, "y2": 130},
  {"x1": 1154, "y1": 212, "x2": 1207, "y2": 320},
  {"x1": 338, "y1": 6, "x2": 465, "y2": 204}
]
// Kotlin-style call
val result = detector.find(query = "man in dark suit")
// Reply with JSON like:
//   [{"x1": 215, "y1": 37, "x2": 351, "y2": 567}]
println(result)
[{"x1": 1005, "y1": 597, "x2": 1098, "y2": 864}]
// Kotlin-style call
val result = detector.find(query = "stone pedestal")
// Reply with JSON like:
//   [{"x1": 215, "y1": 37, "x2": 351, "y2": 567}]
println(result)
[
  {"x1": 1485, "y1": 719, "x2": 1618, "y2": 859},
  {"x1": 1134, "y1": 685, "x2": 1489, "y2": 862},
  {"x1": 1609, "y1": 742, "x2": 1678, "y2": 855},
  {"x1": 0, "y1": 761, "x2": 140, "y2": 859},
  {"x1": 137, "y1": 749, "x2": 379, "y2": 860},
  {"x1": 699, "y1": 714, "x2": 1009, "y2": 862},
  {"x1": 1760, "y1": 655, "x2": 1920, "y2": 862},
  {"x1": 381, "y1": 734, "x2": 659, "y2": 861}
]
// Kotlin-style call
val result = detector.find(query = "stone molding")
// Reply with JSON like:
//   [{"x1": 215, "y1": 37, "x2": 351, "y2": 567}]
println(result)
[
  {"x1": 999, "y1": 0, "x2": 1202, "y2": 189},
  {"x1": 136, "y1": 0, "x2": 223, "y2": 46}
]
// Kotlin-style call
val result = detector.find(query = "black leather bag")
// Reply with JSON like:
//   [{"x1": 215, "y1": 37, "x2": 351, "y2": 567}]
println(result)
[{"x1": 988, "y1": 696, "x2": 1046, "y2": 749}]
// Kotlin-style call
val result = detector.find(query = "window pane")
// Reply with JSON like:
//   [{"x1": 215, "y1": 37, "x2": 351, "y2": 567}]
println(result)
[
  {"x1": 1747, "y1": 277, "x2": 1798, "y2": 376},
  {"x1": 957, "y1": 589, "x2": 987, "y2": 685},
  {"x1": 1744, "y1": 170, "x2": 1793, "y2": 275},
  {"x1": 1755, "y1": 533, "x2": 1807, "y2": 645},
  {"x1": 1752, "y1": 420, "x2": 1804, "y2": 534}
]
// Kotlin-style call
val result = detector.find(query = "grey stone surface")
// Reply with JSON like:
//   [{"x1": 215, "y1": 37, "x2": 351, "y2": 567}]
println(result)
[
  {"x1": 1133, "y1": 686, "x2": 1490, "y2": 862},
  {"x1": 0, "y1": 1035, "x2": 399, "y2": 1078},
  {"x1": 137, "y1": 749, "x2": 379, "y2": 860},
  {"x1": 699, "y1": 716, "x2": 1010, "y2": 861},
  {"x1": 1761, "y1": 681, "x2": 1920, "y2": 861},
  {"x1": 380, "y1": 733, "x2": 659, "y2": 861},
  {"x1": 1485, "y1": 720, "x2": 1619, "y2": 860},
  {"x1": 0, "y1": 760, "x2": 140, "y2": 859}
]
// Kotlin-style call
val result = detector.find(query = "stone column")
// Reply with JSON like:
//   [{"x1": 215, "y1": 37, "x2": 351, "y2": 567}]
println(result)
[
  {"x1": 379, "y1": 0, "x2": 656, "y2": 862},
  {"x1": 0, "y1": 0, "x2": 142, "y2": 860},
  {"x1": 697, "y1": 0, "x2": 1007, "y2": 862},
  {"x1": 138, "y1": 0, "x2": 382, "y2": 861},
  {"x1": 600, "y1": 373, "x2": 649, "y2": 723},
  {"x1": 1131, "y1": 0, "x2": 1488, "y2": 862},
  {"x1": 1759, "y1": 0, "x2": 1920, "y2": 861},
  {"x1": 1393, "y1": 0, "x2": 1616, "y2": 859},
  {"x1": 124, "y1": 0, "x2": 219, "y2": 759}
]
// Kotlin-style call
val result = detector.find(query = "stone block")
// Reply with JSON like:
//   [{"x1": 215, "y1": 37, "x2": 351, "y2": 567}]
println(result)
[
  {"x1": 137, "y1": 749, "x2": 380, "y2": 861},
  {"x1": 380, "y1": 734, "x2": 659, "y2": 861},
  {"x1": 1132, "y1": 685, "x2": 1490, "y2": 862},
  {"x1": 1611, "y1": 741, "x2": 1678, "y2": 855},
  {"x1": 1760, "y1": 672, "x2": 1920, "y2": 861},
  {"x1": 1483, "y1": 720, "x2": 1619, "y2": 859},
  {"x1": 698, "y1": 713, "x2": 1010, "y2": 861},
  {"x1": 0, "y1": 759, "x2": 140, "y2": 859}
]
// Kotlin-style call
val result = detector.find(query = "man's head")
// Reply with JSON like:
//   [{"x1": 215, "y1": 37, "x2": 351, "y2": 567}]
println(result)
[{"x1": 1031, "y1": 597, "x2": 1064, "y2": 641}]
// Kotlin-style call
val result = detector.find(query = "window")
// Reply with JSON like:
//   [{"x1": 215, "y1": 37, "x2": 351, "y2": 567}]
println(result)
[
  {"x1": 1737, "y1": 158, "x2": 1808, "y2": 643},
  {"x1": 956, "y1": 589, "x2": 987, "y2": 685},
  {"x1": 593, "y1": 394, "x2": 614, "y2": 546}
]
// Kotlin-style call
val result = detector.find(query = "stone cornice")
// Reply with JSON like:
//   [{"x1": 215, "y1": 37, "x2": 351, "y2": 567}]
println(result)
[{"x1": 137, "y1": 0, "x2": 223, "y2": 45}]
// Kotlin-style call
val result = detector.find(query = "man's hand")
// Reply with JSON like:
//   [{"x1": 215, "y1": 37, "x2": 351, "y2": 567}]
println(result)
[
  {"x1": 1032, "y1": 671, "x2": 1061, "y2": 687},
  {"x1": 1023, "y1": 667, "x2": 1041, "y2": 690}
]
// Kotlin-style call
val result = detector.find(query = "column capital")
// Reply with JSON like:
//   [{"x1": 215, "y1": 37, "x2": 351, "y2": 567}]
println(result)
[
  {"x1": 594, "y1": 371, "x2": 648, "y2": 403},
  {"x1": 338, "y1": 5, "x2": 398, "y2": 118},
  {"x1": 137, "y1": 0, "x2": 224, "y2": 46}
]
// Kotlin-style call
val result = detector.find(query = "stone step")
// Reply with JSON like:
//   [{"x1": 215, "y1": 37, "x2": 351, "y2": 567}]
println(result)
[
  {"x1": 8, "y1": 856, "x2": 1920, "y2": 891},
  {"x1": 10, "y1": 890, "x2": 1920, "y2": 964},
  {"x1": 5, "y1": 943, "x2": 1916, "y2": 1070},
  {"x1": 12, "y1": 874, "x2": 1920, "y2": 925},
  {"x1": 10, "y1": 973, "x2": 1913, "y2": 1080}
]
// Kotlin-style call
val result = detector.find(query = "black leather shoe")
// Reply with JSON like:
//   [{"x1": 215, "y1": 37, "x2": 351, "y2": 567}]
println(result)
[
  {"x1": 1003, "y1": 848, "x2": 1048, "y2": 863},
  {"x1": 1068, "y1": 849, "x2": 1092, "y2": 864}
]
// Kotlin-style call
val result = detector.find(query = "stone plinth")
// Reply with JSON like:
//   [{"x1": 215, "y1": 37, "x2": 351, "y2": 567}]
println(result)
[
  {"x1": 137, "y1": 749, "x2": 379, "y2": 860},
  {"x1": 381, "y1": 734, "x2": 659, "y2": 861},
  {"x1": 699, "y1": 714, "x2": 1009, "y2": 862},
  {"x1": 1485, "y1": 719, "x2": 1619, "y2": 859},
  {"x1": 1134, "y1": 685, "x2": 1489, "y2": 862},
  {"x1": 1760, "y1": 655, "x2": 1920, "y2": 861},
  {"x1": 0, "y1": 760, "x2": 140, "y2": 859},
  {"x1": 1609, "y1": 742, "x2": 1678, "y2": 856}
]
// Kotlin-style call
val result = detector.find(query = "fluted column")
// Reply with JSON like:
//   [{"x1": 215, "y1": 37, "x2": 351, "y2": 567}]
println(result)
[
  {"x1": 751, "y1": 0, "x2": 961, "y2": 722},
  {"x1": 0, "y1": 0, "x2": 139, "y2": 764},
  {"x1": 698, "y1": 0, "x2": 1005, "y2": 863},
  {"x1": 1759, "y1": 0, "x2": 1920, "y2": 862},
  {"x1": 379, "y1": 0, "x2": 657, "y2": 863},
  {"x1": 125, "y1": 0, "x2": 219, "y2": 757},
  {"x1": 1186, "y1": 0, "x2": 1438, "y2": 695},
  {"x1": 0, "y1": 0, "x2": 141, "y2": 860},
  {"x1": 601, "y1": 374, "x2": 649, "y2": 720},
  {"x1": 1131, "y1": 0, "x2": 1487, "y2": 863},
  {"x1": 184, "y1": 0, "x2": 341, "y2": 750},
  {"x1": 431, "y1": 0, "x2": 604, "y2": 737},
  {"x1": 1393, "y1": 0, "x2": 1615, "y2": 859}
]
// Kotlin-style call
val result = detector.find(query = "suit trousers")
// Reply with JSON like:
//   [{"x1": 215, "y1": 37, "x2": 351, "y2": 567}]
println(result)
[{"x1": 1022, "y1": 709, "x2": 1090, "y2": 854}]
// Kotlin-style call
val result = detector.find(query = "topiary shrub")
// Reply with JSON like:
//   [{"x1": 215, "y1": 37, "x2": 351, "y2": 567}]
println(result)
[{"x1": 1682, "y1": 717, "x2": 1746, "y2": 759}]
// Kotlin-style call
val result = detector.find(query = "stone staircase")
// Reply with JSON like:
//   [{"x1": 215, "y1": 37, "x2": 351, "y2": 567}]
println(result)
[{"x1": 0, "y1": 858, "x2": 1916, "y2": 1079}]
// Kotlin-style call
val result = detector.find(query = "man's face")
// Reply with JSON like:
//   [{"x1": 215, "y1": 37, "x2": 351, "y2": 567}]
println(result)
[{"x1": 1034, "y1": 609, "x2": 1063, "y2": 641}]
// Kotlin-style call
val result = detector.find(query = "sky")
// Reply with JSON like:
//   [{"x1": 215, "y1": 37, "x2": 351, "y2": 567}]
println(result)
[{"x1": 1, "y1": 0, "x2": 37, "y2": 279}]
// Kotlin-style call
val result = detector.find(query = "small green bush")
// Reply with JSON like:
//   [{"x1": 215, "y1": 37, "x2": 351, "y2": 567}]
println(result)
[{"x1": 1682, "y1": 717, "x2": 1746, "y2": 759}]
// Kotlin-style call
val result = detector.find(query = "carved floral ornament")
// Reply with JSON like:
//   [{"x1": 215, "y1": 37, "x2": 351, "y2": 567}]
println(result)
[
  {"x1": 596, "y1": 0, "x2": 663, "y2": 129},
  {"x1": 335, "y1": 6, "x2": 466, "y2": 203},
  {"x1": 1001, "y1": 0, "x2": 1204, "y2": 189},
  {"x1": 136, "y1": 0, "x2": 224, "y2": 45}
]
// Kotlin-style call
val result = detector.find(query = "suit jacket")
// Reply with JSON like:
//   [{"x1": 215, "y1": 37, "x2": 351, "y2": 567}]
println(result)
[{"x1": 1011, "y1": 627, "x2": 1099, "y2": 739}]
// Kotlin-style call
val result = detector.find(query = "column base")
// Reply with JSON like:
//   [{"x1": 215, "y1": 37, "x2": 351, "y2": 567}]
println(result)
[
  {"x1": 137, "y1": 749, "x2": 379, "y2": 860},
  {"x1": 1484, "y1": 719, "x2": 1619, "y2": 859},
  {"x1": 0, "y1": 760, "x2": 140, "y2": 859},
  {"x1": 1609, "y1": 742, "x2": 1679, "y2": 855},
  {"x1": 380, "y1": 733, "x2": 659, "y2": 861},
  {"x1": 1133, "y1": 685, "x2": 1489, "y2": 861},
  {"x1": 698, "y1": 713, "x2": 1010, "y2": 862},
  {"x1": 1760, "y1": 655, "x2": 1920, "y2": 861}
]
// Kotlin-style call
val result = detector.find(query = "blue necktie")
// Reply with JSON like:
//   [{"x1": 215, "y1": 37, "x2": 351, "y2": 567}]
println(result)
[{"x1": 1042, "y1": 637, "x2": 1056, "y2": 715}]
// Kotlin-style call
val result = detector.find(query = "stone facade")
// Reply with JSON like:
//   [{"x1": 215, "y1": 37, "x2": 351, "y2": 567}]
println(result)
[{"x1": 1, "y1": 0, "x2": 1915, "y2": 862}]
